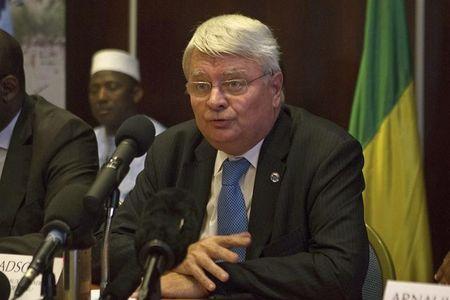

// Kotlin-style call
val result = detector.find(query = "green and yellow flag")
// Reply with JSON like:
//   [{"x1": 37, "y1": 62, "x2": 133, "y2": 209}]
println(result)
[{"x1": 349, "y1": 0, "x2": 432, "y2": 281}]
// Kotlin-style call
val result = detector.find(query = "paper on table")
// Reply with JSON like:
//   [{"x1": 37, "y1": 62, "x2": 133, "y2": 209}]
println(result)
[{"x1": 0, "y1": 253, "x2": 63, "y2": 300}]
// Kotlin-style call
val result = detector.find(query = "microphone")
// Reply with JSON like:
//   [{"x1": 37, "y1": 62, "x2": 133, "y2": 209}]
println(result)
[
  {"x1": 101, "y1": 188, "x2": 199, "y2": 300},
  {"x1": 13, "y1": 184, "x2": 90, "y2": 299},
  {"x1": 137, "y1": 188, "x2": 199, "y2": 300},
  {"x1": 84, "y1": 115, "x2": 155, "y2": 214},
  {"x1": 0, "y1": 271, "x2": 11, "y2": 300}
]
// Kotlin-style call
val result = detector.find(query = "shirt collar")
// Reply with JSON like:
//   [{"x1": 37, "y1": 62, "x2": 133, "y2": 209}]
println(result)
[
  {"x1": 0, "y1": 110, "x2": 21, "y2": 150},
  {"x1": 214, "y1": 139, "x2": 264, "y2": 176},
  {"x1": 96, "y1": 126, "x2": 115, "y2": 144}
]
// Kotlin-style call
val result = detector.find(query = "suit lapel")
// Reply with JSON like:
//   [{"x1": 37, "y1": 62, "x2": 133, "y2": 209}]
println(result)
[
  {"x1": 247, "y1": 107, "x2": 292, "y2": 258},
  {"x1": 0, "y1": 97, "x2": 34, "y2": 236},
  {"x1": 177, "y1": 139, "x2": 216, "y2": 238},
  {"x1": 173, "y1": 106, "x2": 293, "y2": 253}
]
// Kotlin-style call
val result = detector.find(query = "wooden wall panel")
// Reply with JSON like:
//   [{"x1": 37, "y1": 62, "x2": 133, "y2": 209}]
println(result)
[
  {"x1": 425, "y1": 1, "x2": 450, "y2": 268},
  {"x1": 136, "y1": 0, "x2": 365, "y2": 128},
  {"x1": 66, "y1": 0, "x2": 129, "y2": 126}
]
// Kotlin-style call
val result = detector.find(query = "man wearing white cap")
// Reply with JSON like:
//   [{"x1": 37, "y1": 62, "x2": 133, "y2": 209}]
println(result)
[{"x1": 89, "y1": 49, "x2": 165, "y2": 203}]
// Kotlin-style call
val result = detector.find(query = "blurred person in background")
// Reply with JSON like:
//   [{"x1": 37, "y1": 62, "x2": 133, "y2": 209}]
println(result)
[{"x1": 89, "y1": 49, "x2": 165, "y2": 203}]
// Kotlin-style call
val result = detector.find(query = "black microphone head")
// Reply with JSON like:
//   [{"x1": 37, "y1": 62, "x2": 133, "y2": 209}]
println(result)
[
  {"x1": 115, "y1": 115, "x2": 155, "y2": 157},
  {"x1": 0, "y1": 271, "x2": 10, "y2": 300},
  {"x1": 135, "y1": 187, "x2": 199, "y2": 270},
  {"x1": 42, "y1": 184, "x2": 96, "y2": 249}
]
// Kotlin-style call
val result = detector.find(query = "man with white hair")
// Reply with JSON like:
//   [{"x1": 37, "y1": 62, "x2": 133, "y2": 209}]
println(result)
[
  {"x1": 101, "y1": 15, "x2": 368, "y2": 299},
  {"x1": 89, "y1": 49, "x2": 165, "y2": 203}
]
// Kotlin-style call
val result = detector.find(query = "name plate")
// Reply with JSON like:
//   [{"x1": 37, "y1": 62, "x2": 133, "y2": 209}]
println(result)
[
  {"x1": 0, "y1": 253, "x2": 63, "y2": 300},
  {"x1": 383, "y1": 280, "x2": 450, "y2": 299}
]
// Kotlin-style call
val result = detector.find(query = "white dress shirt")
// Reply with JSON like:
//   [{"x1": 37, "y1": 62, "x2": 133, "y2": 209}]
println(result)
[
  {"x1": 200, "y1": 139, "x2": 264, "y2": 239},
  {"x1": 0, "y1": 111, "x2": 21, "y2": 179}
]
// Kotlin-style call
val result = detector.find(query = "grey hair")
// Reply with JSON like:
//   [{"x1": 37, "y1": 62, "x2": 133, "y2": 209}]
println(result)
[{"x1": 182, "y1": 14, "x2": 281, "y2": 79}]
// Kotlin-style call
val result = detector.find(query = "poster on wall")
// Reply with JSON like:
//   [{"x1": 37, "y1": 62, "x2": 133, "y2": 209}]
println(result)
[{"x1": 0, "y1": 0, "x2": 65, "y2": 108}]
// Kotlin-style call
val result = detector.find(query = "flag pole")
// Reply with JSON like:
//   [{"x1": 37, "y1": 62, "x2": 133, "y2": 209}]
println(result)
[
  {"x1": 415, "y1": 0, "x2": 425, "y2": 151},
  {"x1": 129, "y1": 0, "x2": 138, "y2": 57}
]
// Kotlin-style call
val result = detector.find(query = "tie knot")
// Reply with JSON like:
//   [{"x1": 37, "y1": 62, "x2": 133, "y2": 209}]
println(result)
[{"x1": 222, "y1": 158, "x2": 251, "y2": 186}]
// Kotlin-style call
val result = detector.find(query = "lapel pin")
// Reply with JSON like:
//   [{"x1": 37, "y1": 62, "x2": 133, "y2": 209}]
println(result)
[{"x1": 270, "y1": 172, "x2": 280, "y2": 183}]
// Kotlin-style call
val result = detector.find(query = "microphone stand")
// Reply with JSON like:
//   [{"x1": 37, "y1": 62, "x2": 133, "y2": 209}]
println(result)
[
  {"x1": 139, "y1": 240, "x2": 173, "y2": 300},
  {"x1": 100, "y1": 188, "x2": 120, "y2": 295},
  {"x1": 41, "y1": 258, "x2": 56, "y2": 300},
  {"x1": 139, "y1": 256, "x2": 162, "y2": 300}
]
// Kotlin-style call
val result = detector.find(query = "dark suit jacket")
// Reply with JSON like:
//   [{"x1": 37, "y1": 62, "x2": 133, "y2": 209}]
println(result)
[
  {"x1": 0, "y1": 95, "x2": 98, "y2": 254},
  {"x1": 100, "y1": 105, "x2": 368, "y2": 299}
]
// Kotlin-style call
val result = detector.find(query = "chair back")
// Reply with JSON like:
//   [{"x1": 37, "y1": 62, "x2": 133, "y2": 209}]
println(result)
[{"x1": 362, "y1": 224, "x2": 396, "y2": 300}]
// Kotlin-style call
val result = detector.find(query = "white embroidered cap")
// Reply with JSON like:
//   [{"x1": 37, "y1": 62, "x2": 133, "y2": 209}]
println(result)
[{"x1": 90, "y1": 49, "x2": 140, "y2": 81}]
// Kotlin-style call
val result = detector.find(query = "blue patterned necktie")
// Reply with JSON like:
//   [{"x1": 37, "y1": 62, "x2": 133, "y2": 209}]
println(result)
[{"x1": 217, "y1": 158, "x2": 251, "y2": 261}]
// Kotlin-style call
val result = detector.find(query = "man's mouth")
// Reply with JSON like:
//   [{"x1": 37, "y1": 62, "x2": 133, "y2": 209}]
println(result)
[
  {"x1": 97, "y1": 108, "x2": 112, "y2": 115},
  {"x1": 210, "y1": 118, "x2": 232, "y2": 128}
]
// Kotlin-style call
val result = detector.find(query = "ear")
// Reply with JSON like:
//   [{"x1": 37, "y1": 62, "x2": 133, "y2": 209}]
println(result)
[
  {"x1": 1, "y1": 75, "x2": 20, "y2": 103},
  {"x1": 132, "y1": 85, "x2": 143, "y2": 104},
  {"x1": 270, "y1": 71, "x2": 283, "y2": 107}
]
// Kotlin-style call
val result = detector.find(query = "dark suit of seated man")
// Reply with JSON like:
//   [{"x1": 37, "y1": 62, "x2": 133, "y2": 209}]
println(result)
[
  {"x1": 96, "y1": 14, "x2": 369, "y2": 299},
  {"x1": 0, "y1": 29, "x2": 98, "y2": 255}
]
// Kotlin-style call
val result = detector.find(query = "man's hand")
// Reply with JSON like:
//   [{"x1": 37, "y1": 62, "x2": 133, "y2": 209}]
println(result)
[
  {"x1": 435, "y1": 251, "x2": 450, "y2": 284},
  {"x1": 173, "y1": 232, "x2": 251, "y2": 292},
  {"x1": 161, "y1": 272, "x2": 209, "y2": 299}
]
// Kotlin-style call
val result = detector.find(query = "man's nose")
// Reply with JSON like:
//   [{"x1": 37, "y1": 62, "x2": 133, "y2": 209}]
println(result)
[
  {"x1": 97, "y1": 86, "x2": 108, "y2": 101},
  {"x1": 206, "y1": 86, "x2": 227, "y2": 110}
]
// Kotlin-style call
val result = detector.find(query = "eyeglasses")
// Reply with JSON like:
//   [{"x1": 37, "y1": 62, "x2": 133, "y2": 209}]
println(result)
[{"x1": 186, "y1": 72, "x2": 271, "y2": 98}]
